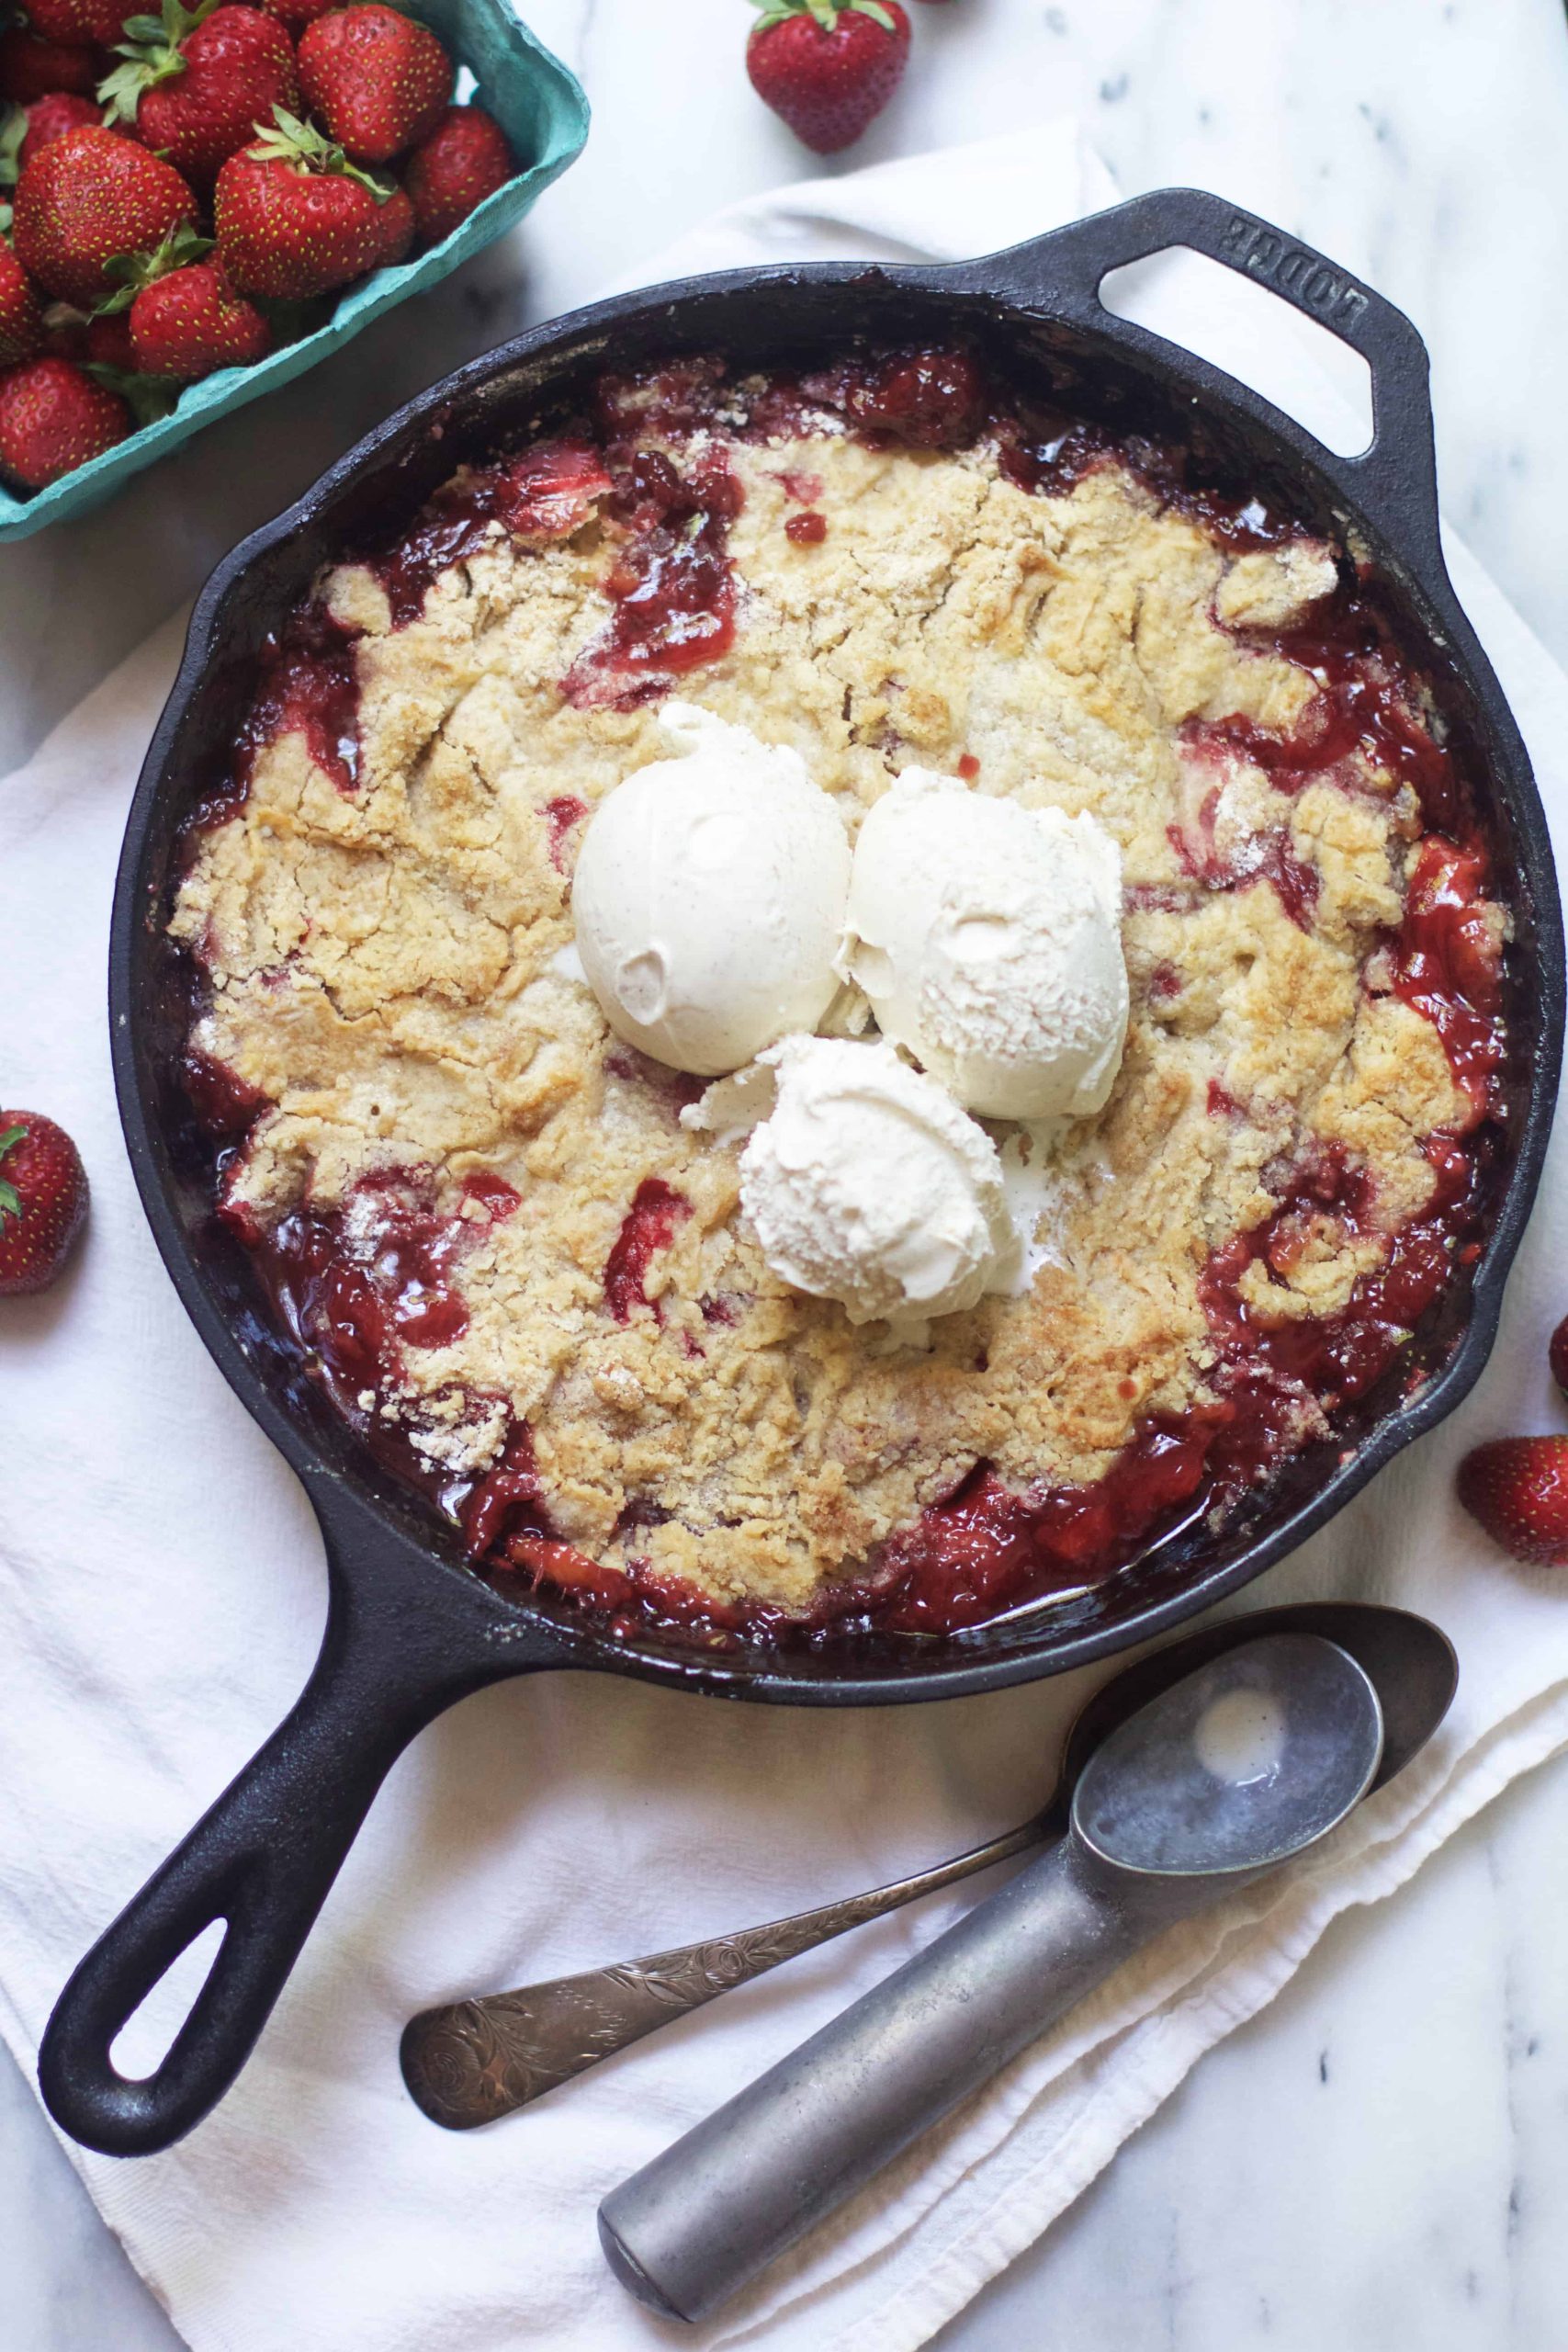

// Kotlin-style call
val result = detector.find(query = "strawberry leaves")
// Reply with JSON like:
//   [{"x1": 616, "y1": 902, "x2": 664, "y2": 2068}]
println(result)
[
  {"x1": 249, "y1": 103, "x2": 394, "y2": 201},
  {"x1": 96, "y1": 217, "x2": 213, "y2": 310},
  {"x1": 0, "y1": 1123, "x2": 27, "y2": 1226},
  {"x1": 750, "y1": 0, "x2": 898, "y2": 30}
]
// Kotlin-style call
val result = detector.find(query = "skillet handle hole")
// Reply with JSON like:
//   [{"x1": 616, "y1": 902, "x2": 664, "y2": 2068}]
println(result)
[
  {"x1": 1098, "y1": 249, "x2": 1374, "y2": 458},
  {"x1": 108, "y1": 1917, "x2": 229, "y2": 2084}
]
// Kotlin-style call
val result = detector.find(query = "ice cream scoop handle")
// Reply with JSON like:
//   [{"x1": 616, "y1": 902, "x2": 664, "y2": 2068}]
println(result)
[{"x1": 599, "y1": 1838, "x2": 1194, "y2": 2325}]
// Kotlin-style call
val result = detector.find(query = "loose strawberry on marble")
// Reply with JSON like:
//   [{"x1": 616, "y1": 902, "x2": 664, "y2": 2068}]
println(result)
[
  {"x1": 0, "y1": 25, "x2": 103, "y2": 101},
  {"x1": 0, "y1": 350, "x2": 129, "y2": 483},
  {"x1": 17, "y1": 88, "x2": 102, "y2": 166},
  {"x1": 746, "y1": 0, "x2": 911, "y2": 154},
  {"x1": 1457, "y1": 1436, "x2": 1568, "y2": 1568},
  {"x1": 214, "y1": 106, "x2": 411, "y2": 296},
  {"x1": 0, "y1": 1114, "x2": 89, "y2": 1293},
  {"x1": 99, "y1": 0, "x2": 299, "y2": 189},
  {"x1": 1550, "y1": 1314, "x2": 1568, "y2": 1403},
  {"x1": 297, "y1": 2, "x2": 451, "y2": 164},
  {"x1": 403, "y1": 101, "x2": 512, "y2": 248},
  {"x1": 0, "y1": 235, "x2": 46, "y2": 360},
  {"x1": 14, "y1": 123, "x2": 196, "y2": 303}
]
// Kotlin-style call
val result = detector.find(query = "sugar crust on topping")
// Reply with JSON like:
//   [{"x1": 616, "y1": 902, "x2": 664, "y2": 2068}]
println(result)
[{"x1": 174, "y1": 422, "x2": 1477, "y2": 1617}]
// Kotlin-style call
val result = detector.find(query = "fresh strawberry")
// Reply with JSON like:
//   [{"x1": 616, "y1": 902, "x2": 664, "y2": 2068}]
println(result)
[
  {"x1": 18, "y1": 88, "x2": 102, "y2": 166},
  {"x1": 129, "y1": 250, "x2": 267, "y2": 372},
  {"x1": 14, "y1": 124, "x2": 196, "y2": 303},
  {"x1": 0, "y1": 349, "x2": 129, "y2": 482},
  {"x1": 746, "y1": 0, "x2": 910, "y2": 154},
  {"x1": 100, "y1": 0, "x2": 298, "y2": 189},
  {"x1": 0, "y1": 1114, "x2": 89, "y2": 1294},
  {"x1": 25, "y1": 0, "x2": 130, "y2": 47},
  {"x1": 0, "y1": 25, "x2": 103, "y2": 101},
  {"x1": 403, "y1": 101, "x2": 510, "y2": 248},
  {"x1": 0, "y1": 237, "x2": 46, "y2": 359},
  {"x1": 1457, "y1": 1436, "x2": 1568, "y2": 1567},
  {"x1": 214, "y1": 107, "x2": 410, "y2": 295},
  {"x1": 253, "y1": 0, "x2": 334, "y2": 24},
  {"x1": 297, "y1": 3, "x2": 452, "y2": 165},
  {"x1": 1551, "y1": 1314, "x2": 1568, "y2": 1402}
]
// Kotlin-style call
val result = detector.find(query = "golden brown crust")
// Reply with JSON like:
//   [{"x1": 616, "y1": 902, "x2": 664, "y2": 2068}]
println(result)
[{"x1": 174, "y1": 426, "x2": 1475, "y2": 1616}]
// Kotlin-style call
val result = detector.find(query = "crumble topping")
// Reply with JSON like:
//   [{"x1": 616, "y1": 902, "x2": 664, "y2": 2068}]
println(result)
[{"x1": 172, "y1": 356, "x2": 1503, "y2": 1628}]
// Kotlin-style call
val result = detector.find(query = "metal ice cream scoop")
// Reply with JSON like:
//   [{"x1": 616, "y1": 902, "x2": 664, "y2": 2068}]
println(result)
[
  {"x1": 400, "y1": 1601, "x2": 1454, "y2": 2129},
  {"x1": 599, "y1": 1632, "x2": 1389, "y2": 2324}
]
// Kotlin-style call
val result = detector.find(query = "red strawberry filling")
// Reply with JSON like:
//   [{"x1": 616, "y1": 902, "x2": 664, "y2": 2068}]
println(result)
[{"x1": 180, "y1": 349, "x2": 1515, "y2": 1649}]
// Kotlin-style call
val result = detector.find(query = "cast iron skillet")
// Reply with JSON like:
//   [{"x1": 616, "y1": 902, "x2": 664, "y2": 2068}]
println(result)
[{"x1": 39, "y1": 188, "x2": 1563, "y2": 2160}]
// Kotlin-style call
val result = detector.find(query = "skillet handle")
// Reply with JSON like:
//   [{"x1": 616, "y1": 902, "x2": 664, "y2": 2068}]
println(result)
[
  {"x1": 964, "y1": 187, "x2": 1440, "y2": 568},
  {"x1": 38, "y1": 1550, "x2": 552, "y2": 2158}
]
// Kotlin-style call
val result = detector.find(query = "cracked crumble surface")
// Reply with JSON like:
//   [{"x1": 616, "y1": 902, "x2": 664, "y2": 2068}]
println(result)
[{"x1": 173, "y1": 387, "x2": 1486, "y2": 1620}]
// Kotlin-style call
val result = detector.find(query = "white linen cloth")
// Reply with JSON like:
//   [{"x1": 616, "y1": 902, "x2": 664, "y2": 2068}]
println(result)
[{"x1": 3, "y1": 119, "x2": 1568, "y2": 2352}]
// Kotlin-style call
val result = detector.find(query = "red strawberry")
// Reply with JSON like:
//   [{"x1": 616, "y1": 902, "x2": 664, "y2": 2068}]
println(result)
[
  {"x1": 746, "y1": 0, "x2": 910, "y2": 154},
  {"x1": 0, "y1": 26, "x2": 103, "y2": 101},
  {"x1": 100, "y1": 0, "x2": 298, "y2": 189},
  {"x1": 0, "y1": 237, "x2": 47, "y2": 361},
  {"x1": 1551, "y1": 1314, "x2": 1568, "y2": 1402},
  {"x1": 14, "y1": 124, "x2": 196, "y2": 303},
  {"x1": 297, "y1": 3, "x2": 452, "y2": 165},
  {"x1": 18, "y1": 89, "x2": 102, "y2": 167},
  {"x1": 129, "y1": 251, "x2": 268, "y2": 372},
  {"x1": 403, "y1": 101, "x2": 510, "y2": 248},
  {"x1": 1457, "y1": 1436, "x2": 1568, "y2": 1567},
  {"x1": 25, "y1": 0, "x2": 130, "y2": 47},
  {"x1": 214, "y1": 108, "x2": 410, "y2": 296},
  {"x1": 254, "y1": 0, "x2": 334, "y2": 24},
  {"x1": 0, "y1": 351, "x2": 130, "y2": 483},
  {"x1": 0, "y1": 1114, "x2": 88, "y2": 1293}
]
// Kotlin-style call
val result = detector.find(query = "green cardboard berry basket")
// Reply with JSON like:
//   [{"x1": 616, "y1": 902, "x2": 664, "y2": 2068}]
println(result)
[{"x1": 0, "y1": 0, "x2": 588, "y2": 544}]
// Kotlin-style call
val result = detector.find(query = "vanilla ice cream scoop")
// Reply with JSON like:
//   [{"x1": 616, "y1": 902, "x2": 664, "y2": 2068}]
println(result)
[
  {"x1": 838, "y1": 770, "x2": 1129, "y2": 1121},
  {"x1": 571, "y1": 705, "x2": 851, "y2": 1078},
  {"x1": 739, "y1": 1035, "x2": 1017, "y2": 1329}
]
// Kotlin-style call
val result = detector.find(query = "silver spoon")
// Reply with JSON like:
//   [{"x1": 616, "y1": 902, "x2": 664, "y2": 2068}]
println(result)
[
  {"x1": 600, "y1": 1630, "x2": 1390, "y2": 2324},
  {"x1": 400, "y1": 1602, "x2": 1453, "y2": 2130}
]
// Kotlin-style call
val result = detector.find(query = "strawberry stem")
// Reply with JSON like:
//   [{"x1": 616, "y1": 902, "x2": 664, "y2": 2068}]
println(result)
[
  {"x1": 0, "y1": 1124, "x2": 26, "y2": 1225},
  {"x1": 249, "y1": 105, "x2": 395, "y2": 201}
]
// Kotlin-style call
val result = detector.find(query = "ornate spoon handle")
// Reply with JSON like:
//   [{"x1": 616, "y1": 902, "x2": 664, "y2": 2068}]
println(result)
[{"x1": 400, "y1": 1815, "x2": 1052, "y2": 2129}]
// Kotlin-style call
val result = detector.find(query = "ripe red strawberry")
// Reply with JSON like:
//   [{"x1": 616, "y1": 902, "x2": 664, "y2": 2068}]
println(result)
[
  {"x1": 214, "y1": 108, "x2": 411, "y2": 295},
  {"x1": 26, "y1": 0, "x2": 130, "y2": 47},
  {"x1": 18, "y1": 89, "x2": 102, "y2": 168},
  {"x1": 297, "y1": 3, "x2": 452, "y2": 165},
  {"x1": 129, "y1": 251, "x2": 267, "y2": 372},
  {"x1": 0, "y1": 237, "x2": 47, "y2": 362},
  {"x1": 14, "y1": 124, "x2": 196, "y2": 303},
  {"x1": 1551, "y1": 1314, "x2": 1568, "y2": 1402},
  {"x1": 0, "y1": 26, "x2": 103, "y2": 102},
  {"x1": 0, "y1": 1114, "x2": 89, "y2": 1293},
  {"x1": 100, "y1": 0, "x2": 298, "y2": 189},
  {"x1": 403, "y1": 101, "x2": 510, "y2": 248},
  {"x1": 254, "y1": 0, "x2": 334, "y2": 25},
  {"x1": 0, "y1": 351, "x2": 130, "y2": 483},
  {"x1": 747, "y1": 0, "x2": 910, "y2": 154},
  {"x1": 1457, "y1": 1436, "x2": 1568, "y2": 1567}
]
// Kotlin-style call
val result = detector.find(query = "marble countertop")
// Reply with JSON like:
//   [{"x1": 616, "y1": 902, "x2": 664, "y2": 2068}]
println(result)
[{"x1": 6, "y1": 0, "x2": 1568, "y2": 2344}]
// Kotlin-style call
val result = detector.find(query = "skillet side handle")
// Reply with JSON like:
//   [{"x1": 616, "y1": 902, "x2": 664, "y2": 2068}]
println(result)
[
  {"x1": 965, "y1": 187, "x2": 1441, "y2": 570},
  {"x1": 38, "y1": 1556, "x2": 552, "y2": 2159}
]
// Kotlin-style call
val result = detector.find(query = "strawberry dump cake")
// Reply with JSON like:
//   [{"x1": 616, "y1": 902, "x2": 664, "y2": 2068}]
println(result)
[{"x1": 171, "y1": 347, "x2": 1509, "y2": 1643}]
